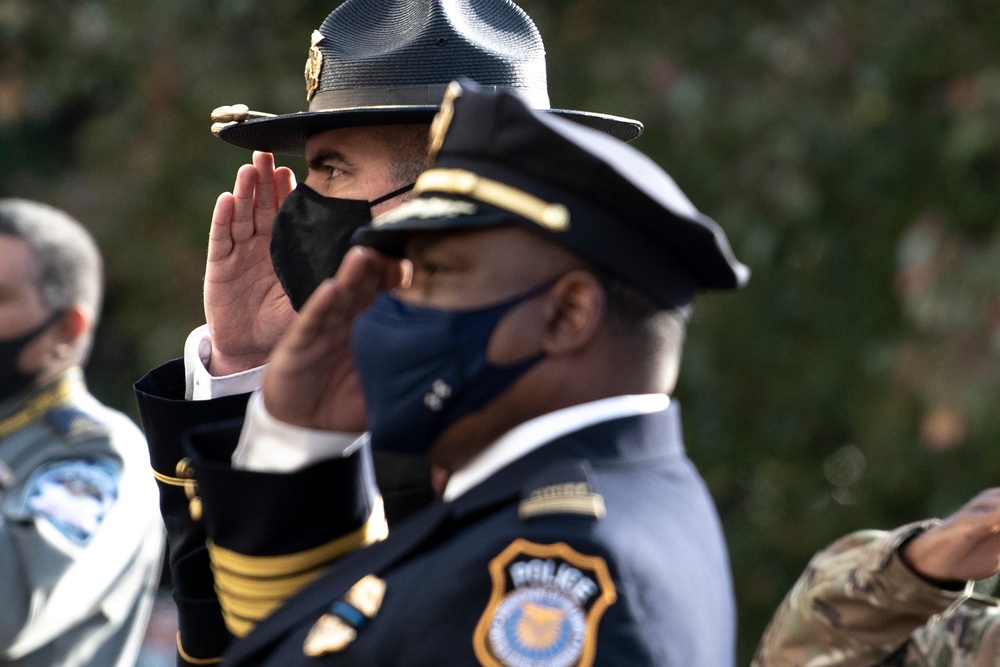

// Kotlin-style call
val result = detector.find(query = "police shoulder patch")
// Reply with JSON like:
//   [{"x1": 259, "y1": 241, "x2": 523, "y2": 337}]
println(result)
[
  {"x1": 21, "y1": 458, "x2": 121, "y2": 546},
  {"x1": 473, "y1": 539, "x2": 617, "y2": 667}
]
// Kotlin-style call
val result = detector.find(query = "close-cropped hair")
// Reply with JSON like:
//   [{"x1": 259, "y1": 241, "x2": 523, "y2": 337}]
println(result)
[
  {"x1": 0, "y1": 199, "x2": 104, "y2": 319},
  {"x1": 591, "y1": 266, "x2": 688, "y2": 367},
  {"x1": 379, "y1": 124, "x2": 432, "y2": 186}
]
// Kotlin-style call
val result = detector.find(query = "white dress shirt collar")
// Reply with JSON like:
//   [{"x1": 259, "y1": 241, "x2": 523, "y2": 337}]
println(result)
[{"x1": 442, "y1": 394, "x2": 670, "y2": 501}]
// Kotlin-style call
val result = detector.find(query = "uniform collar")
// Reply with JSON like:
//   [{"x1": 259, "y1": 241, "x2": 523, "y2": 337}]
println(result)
[
  {"x1": 0, "y1": 369, "x2": 84, "y2": 439},
  {"x1": 443, "y1": 394, "x2": 670, "y2": 502}
]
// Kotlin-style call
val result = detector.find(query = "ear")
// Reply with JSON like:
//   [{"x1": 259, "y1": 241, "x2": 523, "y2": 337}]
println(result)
[
  {"x1": 540, "y1": 270, "x2": 605, "y2": 356},
  {"x1": 51, "y1": 305, "x2": 92, "y2": 357}
]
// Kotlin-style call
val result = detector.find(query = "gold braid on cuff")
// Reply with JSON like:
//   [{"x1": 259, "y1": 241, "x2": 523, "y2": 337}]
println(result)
[{"x1": 175, "y1": 633, "x2": 223, "y2": 665}]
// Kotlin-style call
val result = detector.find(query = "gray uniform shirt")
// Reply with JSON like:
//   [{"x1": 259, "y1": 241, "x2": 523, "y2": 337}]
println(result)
[{"x1": 0, "y1": 371, "x2": 164, "y2": 666}]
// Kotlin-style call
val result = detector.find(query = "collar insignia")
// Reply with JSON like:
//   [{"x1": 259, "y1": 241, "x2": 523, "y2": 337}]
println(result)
[
  {"x1": 0, "y1": 376, "x2": 76, "y2": 439},
  {"x1": 304, "y1": 30, "x2": 324, "y2": 102},
  {"x1": 303, "y1": 575, "x2": 386, "y2": 657},
  {"x1": 473, "y1": 540, "x2": 616, "y2": 667}
]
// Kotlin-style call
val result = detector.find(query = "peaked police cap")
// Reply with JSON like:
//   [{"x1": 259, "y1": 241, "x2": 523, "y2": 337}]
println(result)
[
  {"x1": 212, "y1": 0, "x2": 643, "y2": 155},
  {"x1": 355, "y1": 80, "x2": 749, "y2": 309}
]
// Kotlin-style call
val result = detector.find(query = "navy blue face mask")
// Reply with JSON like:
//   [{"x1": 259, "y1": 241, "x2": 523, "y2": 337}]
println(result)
[{"x1": 350, "y1": 281, "x2": 554, "y2": 454}]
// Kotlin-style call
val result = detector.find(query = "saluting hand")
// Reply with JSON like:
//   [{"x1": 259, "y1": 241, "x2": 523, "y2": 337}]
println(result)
[
  {"x1": 261, "y1": 247, "x2": 403, "y2": 433},
  {"x1": 901, "y1": 487, "x2": 1000, "y2": 584},
  {"x1": 204, "y1": 151, "x2": 296, "y2": 376}
]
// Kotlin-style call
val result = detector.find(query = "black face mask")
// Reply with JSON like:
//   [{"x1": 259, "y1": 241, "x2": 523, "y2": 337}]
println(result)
[
  {"x1": 270, "y1": 182, "x2": 414, "y2": 311},
  {"x1": 0, "y1": 312, "x2": 60, "y2": 405}
]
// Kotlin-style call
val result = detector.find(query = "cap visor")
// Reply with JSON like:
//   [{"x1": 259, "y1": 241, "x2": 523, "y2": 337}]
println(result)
[{"x1": 216, "y1": 107, "x2": 643, "y2": 155}]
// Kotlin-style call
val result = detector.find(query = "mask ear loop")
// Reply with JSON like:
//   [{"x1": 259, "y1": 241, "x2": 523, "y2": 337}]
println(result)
[
  {"x1": 13, "y1": 309, "x2": 64, "y2": 345},
  {"x1": 369, "y1": 182, "x2": 415, "y2": 207}
]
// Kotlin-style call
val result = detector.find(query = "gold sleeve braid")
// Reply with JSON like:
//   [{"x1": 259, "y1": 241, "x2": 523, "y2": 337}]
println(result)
[
  {"x1": 208, "y1": 497, "x2": 389, "y2": 637},
  {"x1": 175, "y1": 633, "x2": 223, "y2": 665}
]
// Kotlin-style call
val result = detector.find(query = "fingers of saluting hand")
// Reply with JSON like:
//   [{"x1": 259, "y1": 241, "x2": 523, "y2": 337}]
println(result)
[
  {"x1": 229, "y1": 163, "x2": 261, "y2": 243},
  {"x1": 274, "y1": 165, "x2": 296, "y2": 212},
  {"x1": 264, "y1": 248, "x2": 401, "y2": 429},
  {"x1": 249, "y1": 151, "x2": 279, "y2": 223},
  {"x1": 229, "y1": 152, "x2": 282, "y2": 239},
  {"x1": 210, "y1": 152, "x2": 293, "y2": 262},
  {"x1": 249, "y1": 151, "x2": 296, "y2": 231},
  {"x1": 257, "y1": 163, "x2": 296, "y2": 239},
  {"x1": 289, "y1": 248, "x2": 401, "y2": 347},
  {"x1": 207, "y1": 192, "x2": 237, "y2": 262},
  {"x1": 952, "y1": 488, "x2": 1000, "y2": 536}
]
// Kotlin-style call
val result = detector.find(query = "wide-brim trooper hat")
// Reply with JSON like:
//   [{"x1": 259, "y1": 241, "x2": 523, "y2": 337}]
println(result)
[
  {"x1": 355, "y1": 80, "x2": 749, "y2": 309},
  {"x1": 210, "y1": 0, "x2": 643, "y2": 155}
]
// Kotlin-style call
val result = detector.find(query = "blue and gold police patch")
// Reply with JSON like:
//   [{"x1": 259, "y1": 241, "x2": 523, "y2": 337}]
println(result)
[{"x1": 473, "y1": 539, "x2": 616, "y2": 667}]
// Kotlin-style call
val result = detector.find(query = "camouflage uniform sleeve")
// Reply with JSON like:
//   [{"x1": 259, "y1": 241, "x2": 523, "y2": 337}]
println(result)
[
  {"x1": 752, "y1": 521, "x2": 978, "y2": 667},
  {"x1": 902, "y1": 595, "x2": 1000, "y2": 667}
]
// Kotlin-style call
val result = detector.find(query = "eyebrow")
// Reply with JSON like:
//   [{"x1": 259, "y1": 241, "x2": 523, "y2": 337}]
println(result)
[{"x1": 306, "y1": 149, "x2": 355, "y2": 172}]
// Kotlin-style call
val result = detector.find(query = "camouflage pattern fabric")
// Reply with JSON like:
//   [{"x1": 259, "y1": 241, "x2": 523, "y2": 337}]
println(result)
[{"x1": 753, "y1": 521, "x2": 1000, "y2": 666}]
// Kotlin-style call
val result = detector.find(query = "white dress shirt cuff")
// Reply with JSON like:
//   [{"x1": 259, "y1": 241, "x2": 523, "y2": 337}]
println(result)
[
  {"x1": 183, "y1": 324, "x2": 267, "y2": 401},
  {"x1": 232, "y1": 390, "x2": 366, "y2": 473}
]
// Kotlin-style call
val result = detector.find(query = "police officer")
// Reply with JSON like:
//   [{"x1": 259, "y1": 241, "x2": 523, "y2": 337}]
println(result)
[
  {"x1": 182, "y1": 80, "x2": 749, "y2": 666},
  {"x1": 0, "y1": 199, "x2": 163, "y2": 666},
  {"x1": 134, "y1": 1, "x2": 643, "y2": 663}
]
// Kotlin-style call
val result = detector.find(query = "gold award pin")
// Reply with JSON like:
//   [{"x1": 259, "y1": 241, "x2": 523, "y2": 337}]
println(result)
[
  {"x1": 302, "y1": 575, "x2": 386, "y2": 657},
  {"x1": 305, "y1": 30, "x2": 324, "y2": 102},
  {"x1": 303, "y1": 615, "x2": 356, "y2": 657}
]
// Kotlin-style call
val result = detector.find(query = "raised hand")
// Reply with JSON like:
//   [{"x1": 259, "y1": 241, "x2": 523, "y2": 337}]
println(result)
[
  {"x1": 262, "y1": 247, "x2": 404, "y2": 433},
  {"x1": 901, "y1": 487, "x2": 1000, "y2": 583},
  {"x1": 204, "y1": 151, "x2": 297, "y2": 376}
]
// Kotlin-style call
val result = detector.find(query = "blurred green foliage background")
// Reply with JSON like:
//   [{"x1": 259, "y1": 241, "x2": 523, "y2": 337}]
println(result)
[{"x1": 3, "y1": 0, "x2": 1000, "y2": 661}]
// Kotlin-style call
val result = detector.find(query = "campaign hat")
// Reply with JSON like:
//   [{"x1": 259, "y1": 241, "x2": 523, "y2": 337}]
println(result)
[
  {"x1": 355, "y1": 79, "x2": 749, "y2": 309},
  {"x1": 211, "y1": 0, "x2": 643, "y2": 155}
]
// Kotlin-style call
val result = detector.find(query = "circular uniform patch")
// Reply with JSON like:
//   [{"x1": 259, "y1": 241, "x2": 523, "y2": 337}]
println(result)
[
  {"x1": 21, "y1": 458, "x2": 120, "y2": 546},
  {"x1": 474, "y1": 539, "x2": 617, "y2": 667},
  {"x1": 488, "y1": 586, "x2": 586, "y2": 667}
]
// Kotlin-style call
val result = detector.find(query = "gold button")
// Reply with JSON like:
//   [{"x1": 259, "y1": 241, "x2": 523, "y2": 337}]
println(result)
[
  {"x1": 189, "y1": 497, "x2": 203, "y2": 522},
  {"x1": 175, "y1": 458, "x2": 194, "y2": 479}
]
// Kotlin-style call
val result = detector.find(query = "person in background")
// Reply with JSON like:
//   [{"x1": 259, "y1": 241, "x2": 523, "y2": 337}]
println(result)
[
  {"x1": 753, "y1": 487, "x2": 1000, "y2": 666},
  {"x1": 0, "y1": 199, "x2": 163, "y2": 666}
]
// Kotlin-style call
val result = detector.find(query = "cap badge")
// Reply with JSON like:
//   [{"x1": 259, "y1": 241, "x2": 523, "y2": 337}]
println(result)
[
  {"x1": 372, "y1": 197, "x2": 478, "y2": 227},
  {"x1": 303, "y1": 574, "x2": 386, "y2": 657},
  {"x1": 473, "y1": 540, "x2": 616, "y2": 667},
  {"x1": 304, "y1": 30, "x2": 325, "y2": 102},
  {"x1": 428, "y1": 81, "x2": 463, "y2": 161}
]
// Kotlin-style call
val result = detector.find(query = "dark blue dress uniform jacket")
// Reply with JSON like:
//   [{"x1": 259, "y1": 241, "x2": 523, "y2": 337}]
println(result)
[
  {"x1": 180, "y1": 401, "x2": 735, "y2": 666},
  {"x1": 134, "y1": 359, "x2": 436, "y2": 666}
]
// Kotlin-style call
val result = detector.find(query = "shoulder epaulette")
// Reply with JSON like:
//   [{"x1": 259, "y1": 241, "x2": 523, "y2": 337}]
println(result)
[
  {"x1": 46, "y1": 405, "x2": 107, "y2": 443},
  {"x1": 518, "y1": 460, "x2": 605, "y2": 521}
]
